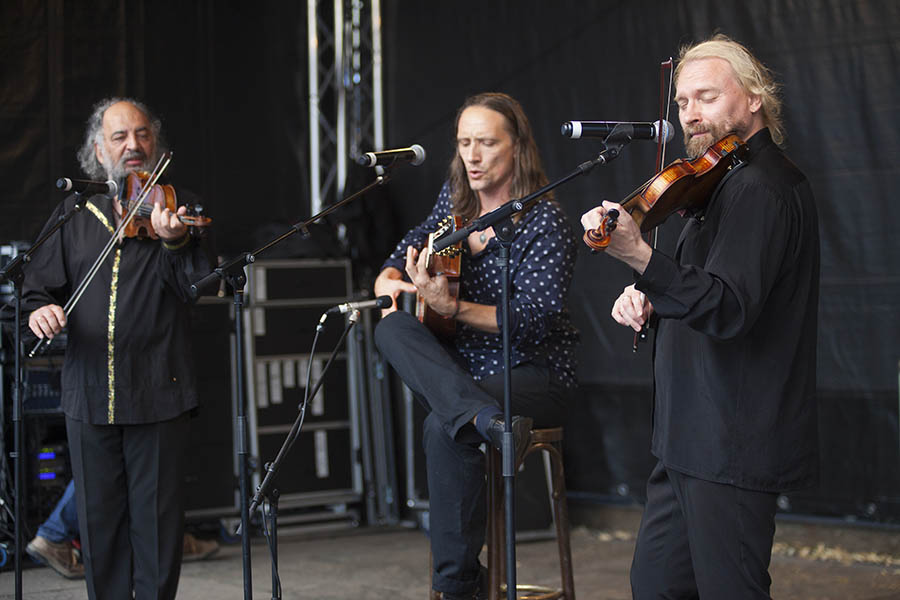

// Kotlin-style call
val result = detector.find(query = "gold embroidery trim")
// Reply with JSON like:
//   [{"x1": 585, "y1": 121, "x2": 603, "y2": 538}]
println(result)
[
  {"x1": 86, "y1": 201, "x2": 114, "y2": 234},
  {"x1": 86, "y1": 200, "x2": 119, "y2": 423},
  {"x1": 107, "y1": 248, "x2": 121, "y2": 423}
]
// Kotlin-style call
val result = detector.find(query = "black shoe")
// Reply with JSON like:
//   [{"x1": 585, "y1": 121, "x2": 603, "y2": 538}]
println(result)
[
  {"x1": 432, "y1": 586, "x2": 486, "y2": 600},
  {"x1": 487, "y1": 415, "x2": 533, "y2": 467},
  {"x1": 432, "y1": 566, "x2": 489, "y2": 600}
]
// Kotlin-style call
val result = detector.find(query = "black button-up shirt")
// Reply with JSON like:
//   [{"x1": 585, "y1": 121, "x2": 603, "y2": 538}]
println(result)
[
  {"x1": 637, "y1": 129, "x2": 820, "y2": 492},
  {"x1": 22, "y1": 192, "x2": 212, "y2": 425},
  {"x1": 382, "y1": 182, "x2": 579, "y2": 387}
]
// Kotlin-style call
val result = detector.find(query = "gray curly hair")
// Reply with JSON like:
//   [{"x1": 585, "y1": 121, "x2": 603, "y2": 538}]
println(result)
[{"x1": 76, "y1": 97, "x2": 167, "y2": 179}]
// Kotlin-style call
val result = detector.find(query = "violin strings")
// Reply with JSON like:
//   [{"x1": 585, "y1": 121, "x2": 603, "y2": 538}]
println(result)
[
  {"x1": 123, "y1": 153, "x2": 171, "y2": 222},
  {"x1": 62, "y1": 153, "x2": 173, "y2": 317}
]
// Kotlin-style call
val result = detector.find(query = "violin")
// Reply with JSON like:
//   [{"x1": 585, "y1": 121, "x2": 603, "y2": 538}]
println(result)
[
  {"x1": 121, "y1": 171, "x2": 211, "y2": 239},
  {"x1": 584, "y1": 133, "x2": 749, "y2": 251}
]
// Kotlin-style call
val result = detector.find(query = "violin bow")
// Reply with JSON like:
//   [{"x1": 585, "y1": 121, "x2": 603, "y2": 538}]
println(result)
[
  {"x1": 29, "y1": 153, "x2": 172, "y2": 357},
  {"x1": 633, "y1": 57, "x2": 674, "y2": 352},
  {"x1": 650, "y1": 57, "x2": 674, "y2": 249}
]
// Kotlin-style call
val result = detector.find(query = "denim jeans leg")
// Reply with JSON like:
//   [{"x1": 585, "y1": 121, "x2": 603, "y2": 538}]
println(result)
[{"x1": 37, "y1": 479, "x2": 79, "y2": 543}]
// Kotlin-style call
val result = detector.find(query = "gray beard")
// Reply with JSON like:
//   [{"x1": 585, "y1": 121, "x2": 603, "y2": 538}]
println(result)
[{"x1": 100, "y1": 146, "x2": 155, "y2": 180}]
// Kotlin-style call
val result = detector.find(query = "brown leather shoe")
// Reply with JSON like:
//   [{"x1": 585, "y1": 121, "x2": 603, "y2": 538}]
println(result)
[
  {"x1": 182, "y1": 532, "x2": 220, "y2": 562},
  {"x1": 25, "y1": 535, "x2": 84, "y2": 579}
]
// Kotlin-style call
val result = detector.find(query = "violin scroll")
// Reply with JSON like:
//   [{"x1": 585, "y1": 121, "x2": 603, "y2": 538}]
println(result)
[{"x1": 583, "y1": 209, "x2": 619, "y2": 251}]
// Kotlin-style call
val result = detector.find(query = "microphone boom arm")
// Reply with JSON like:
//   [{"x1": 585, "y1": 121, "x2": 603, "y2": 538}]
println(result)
[
  {"x1": 432, "y1": 141, "x2": 630, "y2": 253},
  {"x1": 191, "y1": 172, "x2": 392, "y2": 297}
]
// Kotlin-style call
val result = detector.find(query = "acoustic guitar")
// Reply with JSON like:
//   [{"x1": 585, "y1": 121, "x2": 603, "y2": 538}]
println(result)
[{"x1": 415, "y1": 215, "x2": 463, "y2": 339}]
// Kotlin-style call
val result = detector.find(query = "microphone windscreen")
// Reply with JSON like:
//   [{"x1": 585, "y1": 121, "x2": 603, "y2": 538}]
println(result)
[
  {"x1": 656, "y1": 120, "x2": 675, "y2": 143},
  {"x1": 560, "y1": 122, "x2": 580, "y2": 138},
  {"x1": 410, "y1": 144, "x2": 426, "y2": 166}
]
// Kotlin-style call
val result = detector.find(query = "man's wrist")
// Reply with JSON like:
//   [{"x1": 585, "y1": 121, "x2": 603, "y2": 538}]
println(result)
[
  {"x1": 450, "y1": 298, "x2": 461, "y2": 319},
  {"x1": 625, "y1": 242, "x2": 653, "y2": 275}
]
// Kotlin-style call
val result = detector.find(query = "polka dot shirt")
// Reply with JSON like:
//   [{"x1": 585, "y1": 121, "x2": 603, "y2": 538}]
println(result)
[{"x1": 382, "y1": 182, "x2": 579, "y2": 387}]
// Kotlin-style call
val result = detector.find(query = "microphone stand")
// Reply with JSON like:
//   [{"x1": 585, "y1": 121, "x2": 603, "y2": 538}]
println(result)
[
  {"x1": 432, "y1": 139, "x2": 629, "y2": 600},
  {"x1": 0, "y1": 194, "x2": 87, "y2": 600},
  {"x1": 251, "y1": 310, "x2": 359, "y2": 600},
  {"x1": 190, "y1": 172, "x2": 391, "y2": 600},
  {"x1": 249, "y1": 312, "x2": 357, "y2": 517}
]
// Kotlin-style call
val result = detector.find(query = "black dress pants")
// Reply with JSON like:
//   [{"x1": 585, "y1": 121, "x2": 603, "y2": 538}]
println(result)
[
  {"x1": 66, "y1": 412, "x2": 189, "y2": 600},
  {"x1": 375, "y1": 311, "x2": 566, "y2": 597},
  {"x1": 630, "y1": 460, "x2": 778, "y2": 600}
]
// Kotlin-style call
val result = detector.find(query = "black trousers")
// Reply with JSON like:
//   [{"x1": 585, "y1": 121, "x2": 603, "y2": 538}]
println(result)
[
  {"x1": 630, "y1": 461, "x2": 778, "y2": 600},
  {"x1": 66, "y1": 412, "x2": 189, "y2": 600},
  {"x1": 375, "y1": 311, "x2": 567, "y2": 597}
]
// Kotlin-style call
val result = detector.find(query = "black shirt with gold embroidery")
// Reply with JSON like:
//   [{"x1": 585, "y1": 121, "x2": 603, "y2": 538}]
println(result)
[{"x1": 22, "y1": 191, "x2": 213, "y2": 425}]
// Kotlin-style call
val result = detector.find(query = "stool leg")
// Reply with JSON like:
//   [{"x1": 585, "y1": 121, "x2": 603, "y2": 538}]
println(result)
[
  {"x1": 489, "y1": 432, "x2": 575, "y2": 600},
  {"x1": 548, "y1": 443, "x2": 575, "y2": 600}
]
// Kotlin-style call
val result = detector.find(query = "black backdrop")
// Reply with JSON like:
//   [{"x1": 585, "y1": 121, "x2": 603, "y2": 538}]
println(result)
[{"x1": 1, "y1": 0, "x2": 898, "y2": 523}]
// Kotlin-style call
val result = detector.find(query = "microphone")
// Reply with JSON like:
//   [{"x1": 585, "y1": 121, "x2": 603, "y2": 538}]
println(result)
[
  {"x1": 560, "y1": 120, "x2": 674, "y2": 143},
  {"x1": 326, "y1": 295, "x2": 392, "y2": 315},
  {"x1": 56, "y1": 178, "x2": 118, "y2": 196},
  {"x1": 357, "y1": 144, "x2": 426, "y2": 167}
]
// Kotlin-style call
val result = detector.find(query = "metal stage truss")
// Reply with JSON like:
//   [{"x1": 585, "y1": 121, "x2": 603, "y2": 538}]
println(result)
[{"x1": 307, "y1": 0, "x2": 384, "y2": 216}]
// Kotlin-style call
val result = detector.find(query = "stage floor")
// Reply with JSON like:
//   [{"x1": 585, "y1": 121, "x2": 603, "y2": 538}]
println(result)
[{"x1": 3, "y1": 511, "x2": 899, "y2": 599}]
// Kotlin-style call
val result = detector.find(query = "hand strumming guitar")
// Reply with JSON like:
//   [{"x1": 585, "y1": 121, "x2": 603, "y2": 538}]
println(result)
[
  {"x1": 405, "y1": 245, "x2": 457, "y2": 318},
  {"x1": 407, "y1": 245, "x2": 499, "y2": 334}
]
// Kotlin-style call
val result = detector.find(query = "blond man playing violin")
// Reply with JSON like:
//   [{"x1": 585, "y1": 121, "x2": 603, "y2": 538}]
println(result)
[
  {"x1": 23, "y1": 98, "x2": 212, "y2": 600},
  {"x1": 582, "y1": 35, "x2": 819, "y2": 599}
]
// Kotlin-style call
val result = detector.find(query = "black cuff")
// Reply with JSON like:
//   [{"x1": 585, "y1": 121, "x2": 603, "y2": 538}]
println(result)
[{"x1": 162, "y1": 233, "x2": 191, "y2": 252}]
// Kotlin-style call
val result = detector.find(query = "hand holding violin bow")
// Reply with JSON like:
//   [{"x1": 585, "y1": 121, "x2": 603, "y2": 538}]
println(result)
[
  {"x1": 612, "y1": 284, "x2": 654, "y2": 334},
  {"x1": 28, "y1": 304, "x2": 66, "y2": 341}
]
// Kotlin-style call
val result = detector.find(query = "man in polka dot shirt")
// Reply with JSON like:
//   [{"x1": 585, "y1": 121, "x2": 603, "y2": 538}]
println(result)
[{"x1": 374, "y1": 92, "x2": 578, "y2": 600}]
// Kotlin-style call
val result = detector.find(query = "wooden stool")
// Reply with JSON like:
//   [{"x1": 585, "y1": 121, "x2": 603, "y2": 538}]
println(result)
[{"x1": 486, "y1": 426, "x2": 575, "y2": 600}]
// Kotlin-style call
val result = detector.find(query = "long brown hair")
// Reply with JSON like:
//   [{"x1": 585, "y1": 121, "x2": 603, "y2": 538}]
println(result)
[{"x1": 448, "y1": 93, "x2": 551, "y2": 222}]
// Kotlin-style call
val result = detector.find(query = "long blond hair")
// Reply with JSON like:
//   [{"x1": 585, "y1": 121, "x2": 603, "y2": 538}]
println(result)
[
  {"x1": 676, "y1": 34, "x2": 785, "y2": 146},
  {"x1": 448, "y1": 93, "x2": 550, "y2": 222}
]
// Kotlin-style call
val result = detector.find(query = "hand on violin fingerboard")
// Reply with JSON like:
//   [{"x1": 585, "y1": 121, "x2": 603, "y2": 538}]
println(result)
[
  {"x1": 150, "y1": 201, "x2": 189, "y2": 241},
  {"x1": 581, "y1": 201, "x2": 653, "y2": 274}
]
